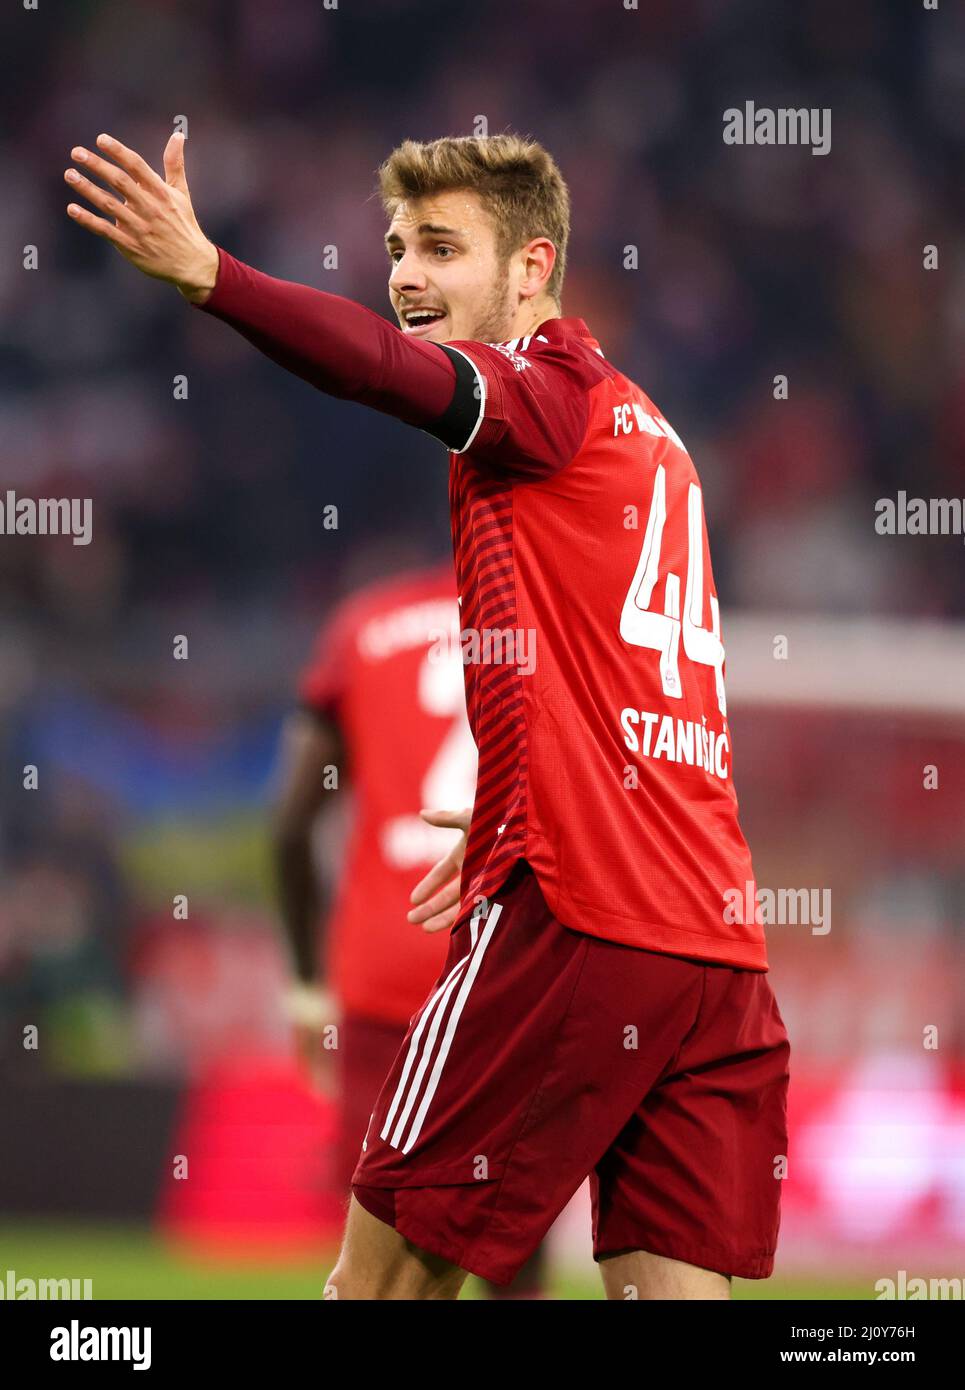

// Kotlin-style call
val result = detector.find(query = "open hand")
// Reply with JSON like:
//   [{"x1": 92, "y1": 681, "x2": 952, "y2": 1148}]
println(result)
[
  {"x1": 65, "y1": 131, "x2": 219, "y2": 303},
  {"x1": 407, "y1": 807, "x2": 472, "y2": 934}
]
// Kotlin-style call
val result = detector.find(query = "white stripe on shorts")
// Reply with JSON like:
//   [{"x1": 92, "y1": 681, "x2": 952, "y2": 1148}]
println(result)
[
  {"x1": 380, "y1": 951, "x2": 471, "y2": 1144},
  {"x1": 401, "y1": 903, "x2": 503, "y2": 1153},
  {"x1": 387, "y1": 960, "x2": 467, "y2": 1149}
]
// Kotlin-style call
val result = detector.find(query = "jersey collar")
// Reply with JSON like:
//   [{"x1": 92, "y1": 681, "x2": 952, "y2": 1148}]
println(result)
[{"x1": 534, "y1": 316, "x2": 603, "y2": 356}]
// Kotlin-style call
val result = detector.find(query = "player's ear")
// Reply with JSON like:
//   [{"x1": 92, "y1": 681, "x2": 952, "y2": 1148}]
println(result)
[
  {"x1": 519, "y1": 238, "x2": 555, "y2": 300},
  {"x1": 163, "y1": 131, "x2": 189, "y2": 193}
]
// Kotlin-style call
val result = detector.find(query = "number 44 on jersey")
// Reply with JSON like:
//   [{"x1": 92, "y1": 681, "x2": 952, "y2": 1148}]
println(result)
[{"x1": 619, "y1": 460, "x2": 727, "y2": 719}]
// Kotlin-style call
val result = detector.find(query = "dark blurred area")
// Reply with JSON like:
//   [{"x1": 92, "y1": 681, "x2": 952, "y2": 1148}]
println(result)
[
  {"x1": 1, "y1": 0, "x2": 963, "y2": 1271},
  {"x1": 3, "y1": 0, "x2": 963, "y2": 633}
]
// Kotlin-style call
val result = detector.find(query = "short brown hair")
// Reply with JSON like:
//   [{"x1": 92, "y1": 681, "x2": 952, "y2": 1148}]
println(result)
[{"x1": 378, "y1": 133, "x2": 570, "y2": 304}]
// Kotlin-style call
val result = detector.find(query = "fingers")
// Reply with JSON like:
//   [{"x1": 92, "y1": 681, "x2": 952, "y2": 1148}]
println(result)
[
  {"x1": 92, "y1": 132, "x2": 164, "y2": 192},
  {"x1": 419, "y1": 806, "x2": 471, "y2": 832},
  {"x1": 419, "y1": 808, "x2": 461, "y2": 826},
  {"x1": 69, "y1": 145, "x2": 141, "y2": 202},
  {"x1": 417, "y1": 906, "x2": 460, "y2": 935},
  {"x1": 409, "y1": 845, "x2": 462, "y2": 905},
  {"x1": 408, "y1": 878, "x2": 461, "y2": 927},
  {"x1": 64, "y1": 167, "x2": 135, "y2": 226},
  {"x1": 65, "y1": 201, "x2": 133, "y2": 249},
  {"x1": 408, "y1": 807, "x2": 470, "y2": 931},
  {"x1": 162, "y1": 131, "x2": 188, "y2": 191}
]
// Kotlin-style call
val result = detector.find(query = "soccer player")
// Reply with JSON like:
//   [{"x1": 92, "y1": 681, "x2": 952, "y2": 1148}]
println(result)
[{"x1": 66, "y1": 129, "x2": 791, "y2": 1300}]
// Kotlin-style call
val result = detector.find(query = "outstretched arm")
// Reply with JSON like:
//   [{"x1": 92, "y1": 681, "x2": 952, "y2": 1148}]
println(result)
[
  {"x1": 65, "y1": 132, "x2": 470, "y2": 439},
  {"x1": 66, "y1": 132, "x2": 591, "y2": 467}
]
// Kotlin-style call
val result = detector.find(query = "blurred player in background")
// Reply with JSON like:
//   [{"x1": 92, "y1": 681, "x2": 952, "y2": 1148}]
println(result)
[{"x1": 272, "y1": 561, "x2": 544, "y2": 1297}]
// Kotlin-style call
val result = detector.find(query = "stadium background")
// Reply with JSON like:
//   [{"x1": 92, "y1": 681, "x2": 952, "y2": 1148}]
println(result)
[{"x1": 1, "y1": 0, "x2": 963, "y2": 1298}]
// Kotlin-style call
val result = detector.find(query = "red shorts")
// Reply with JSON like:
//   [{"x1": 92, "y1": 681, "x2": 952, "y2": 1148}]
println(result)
[
  {"x1": 336, "y1": 1014, "x2": 408, "y2": 1194},
  {"x1": 352, "y1": 859, "x2": 790, "y2": 1286}
]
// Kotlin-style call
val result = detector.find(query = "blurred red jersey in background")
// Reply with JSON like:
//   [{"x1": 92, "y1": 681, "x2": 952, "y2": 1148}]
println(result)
[{"x1": 299, "y1": 563, "x2": 477, "y2": 1026}]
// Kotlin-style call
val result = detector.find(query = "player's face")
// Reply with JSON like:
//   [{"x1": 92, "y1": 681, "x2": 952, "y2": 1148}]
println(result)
[{"x1": 386, "y1": 190, "x2": 516, "y2": 345}]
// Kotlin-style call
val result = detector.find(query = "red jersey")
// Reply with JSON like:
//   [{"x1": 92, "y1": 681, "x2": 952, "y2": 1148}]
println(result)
[
  {"x1": 299, "y1": 567, "x2": 478, "y2": 1022},
  {"x1": 440, "y1": 321, "x2": 766, "y2": 970},
  {"x1": 197, "y1": 255, "x2": 763, "y2": 969}
]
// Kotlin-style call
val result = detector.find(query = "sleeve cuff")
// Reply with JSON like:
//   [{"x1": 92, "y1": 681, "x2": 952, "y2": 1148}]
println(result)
[{"x1": 194, "y1": 245, "x2": 237, "y2": 315}]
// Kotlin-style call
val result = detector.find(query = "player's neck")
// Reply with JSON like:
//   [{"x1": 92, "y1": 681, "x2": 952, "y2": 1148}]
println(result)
[{"x1": 508, "y1": 299, "x2": 560, "y2": 340}]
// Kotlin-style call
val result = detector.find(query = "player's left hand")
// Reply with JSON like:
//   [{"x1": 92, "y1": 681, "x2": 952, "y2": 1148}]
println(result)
[
  {"x1": 64, "y1": 131, "x2": 219, "y2": 303},
  {"x1": 407, "y1": 807, "x2": 471, "y2": 934}
]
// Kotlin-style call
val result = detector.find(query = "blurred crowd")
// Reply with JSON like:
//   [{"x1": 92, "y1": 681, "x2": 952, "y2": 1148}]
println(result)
[
  {"x1": 1, "y1": 0, "x2": 963, "y2": 1079},
  {"x1": 3, "y1": 1, "x2": 964, "y2": 633}
]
